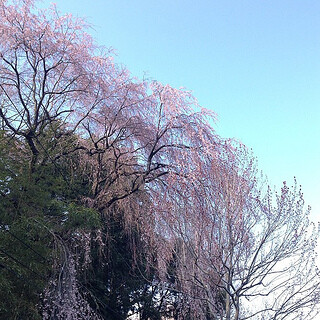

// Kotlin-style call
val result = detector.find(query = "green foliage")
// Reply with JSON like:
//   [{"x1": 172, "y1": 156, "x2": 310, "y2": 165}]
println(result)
[
  {"x1": 64, "y1": 203, "x2": 101, "y2": 231},
  {"x1": 0, "y1": 131, "x2": 74, "y2": 318},
  {"x1": 0, "y1": 216, "x2": 51, "y2": 319}
]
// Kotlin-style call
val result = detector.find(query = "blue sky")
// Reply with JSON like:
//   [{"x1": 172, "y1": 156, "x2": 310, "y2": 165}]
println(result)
[{"x1": 42, "y1": 0, "x2": 320, "y2": 220}]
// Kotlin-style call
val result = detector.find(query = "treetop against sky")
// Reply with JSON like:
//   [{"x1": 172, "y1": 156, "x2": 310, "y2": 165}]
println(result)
[{"x1": 38, "y1": 0, "x2": 320, "y2": 221}]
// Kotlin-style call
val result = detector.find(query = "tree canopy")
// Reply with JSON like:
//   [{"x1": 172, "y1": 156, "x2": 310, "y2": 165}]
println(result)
[{"x1": 0, "y1": 1, "x2": 319, "y2": 319}]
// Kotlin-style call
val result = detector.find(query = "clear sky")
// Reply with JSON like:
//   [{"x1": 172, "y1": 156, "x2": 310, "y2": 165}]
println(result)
[{"x1": 41, "y1": 0, "x2": 320, "y2": 221}]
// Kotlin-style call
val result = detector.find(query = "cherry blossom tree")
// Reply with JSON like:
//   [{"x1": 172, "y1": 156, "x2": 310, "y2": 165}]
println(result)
[{"x1": 0, "y1": 1, "x2": 224, "y2": 317}]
